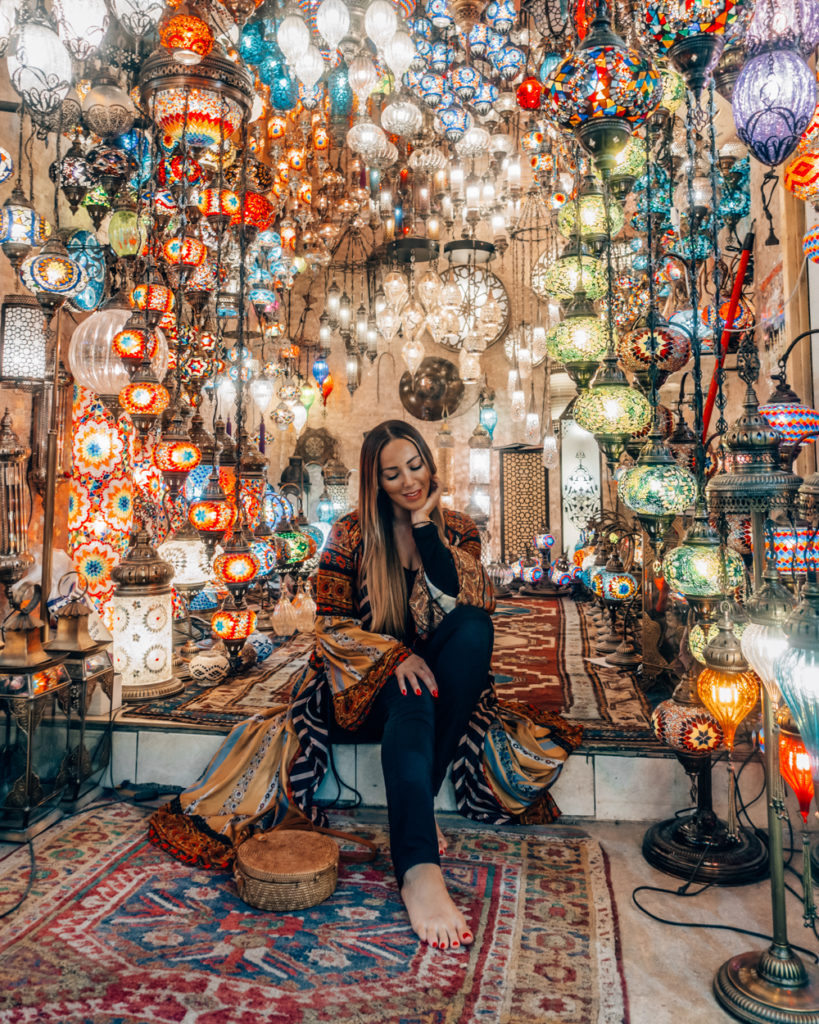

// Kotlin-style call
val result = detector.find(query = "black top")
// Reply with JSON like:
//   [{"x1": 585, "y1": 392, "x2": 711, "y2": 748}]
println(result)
[{"x1": 412, "y1": 522, "x2": 459, "y2": 597}]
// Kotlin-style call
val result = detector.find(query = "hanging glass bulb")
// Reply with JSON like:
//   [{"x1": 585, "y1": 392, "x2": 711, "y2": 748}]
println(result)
[
  {"x1": 511, "y1": 387, "x2": 526, "y2": 422},
  {"x1": 277, "y1": 11, "x2": 310, "y2": 65},
  {"x1": 295, "y1": 45, "x2": 325, "y2": 90},
  {"x1": 317, "y1": 0, "x2": 350, "y2": 49},
  {"x1": 402, "y1": 336, "x2": 425, "y2": 374},
  {"x1": 384, "y1": 30, "x2": 415, "y2": 80},
  {"x1": 348, "y1": 51, "x2": 379, "y2": 106},
  {"x1": 53, "y1": 0, "x2": 108, "y2": 60},
  {"x1": 459, "y1": 347, "x2": 482, "y2": 383},
  {"x1": 0, "y1": 0, "x2": 15, "y2": 57},
  {"x1": 383, "y1": 270, "x2": 408, "y2": 308},
  {"x1": 401, "y1": 297, "x2": 425, "y2": 337},
  {"x1": 542, "y1": 427, "x2": 559, "y2": 469},
  {"x1": 7, "y1": 9, "x2": 72, "y2": 115}
]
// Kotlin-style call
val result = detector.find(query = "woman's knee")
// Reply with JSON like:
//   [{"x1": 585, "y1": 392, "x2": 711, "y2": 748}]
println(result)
[{"x1": 443, "y1": 605, "x2": 494, "y2": 648}]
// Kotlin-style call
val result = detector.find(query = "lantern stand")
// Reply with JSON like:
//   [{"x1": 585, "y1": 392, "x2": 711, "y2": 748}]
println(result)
[
  {"x1": 44, "y1": 573, "x2": 114, "y2": 811},
  {"x1": 712, "y1": 553, "x2": 819, "y2": 1022},
  {"x1": 0, "y1": 583, "x2": 71, "y2": 842}
]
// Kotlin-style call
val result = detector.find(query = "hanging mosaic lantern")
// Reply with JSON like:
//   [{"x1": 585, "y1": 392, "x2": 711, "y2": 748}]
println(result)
[
  {"x1": 546, "y1": 0, "x2": 661, "y2": 174},
  {"x1": 574, "y1": 351, "x2": 652, "y2": 466}
]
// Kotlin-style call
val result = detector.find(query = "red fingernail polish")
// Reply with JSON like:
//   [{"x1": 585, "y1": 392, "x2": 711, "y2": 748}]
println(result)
[
  {"x1": 432, "y1": 690, "x2": 439, "y2": 697},
  {"x1": 415, "y1": 689, "x2": 421, "y2": 695}
]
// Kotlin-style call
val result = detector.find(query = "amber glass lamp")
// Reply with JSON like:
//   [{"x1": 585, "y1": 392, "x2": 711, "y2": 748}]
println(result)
[
  {"x1": 213, "y1": 533, "x2": 260, "y2": 602},
  {"x1": 188, "y1": 468, "x2": 237, "y2": 555},
  {"x1": 118, "y1": 353, "x2": 170, "y2": 435},
  {"x1": 211, "y1": 600, "x2": 257, "y2": 671},
  {"x1": 153, "y1": 406, "x2": 202, "y2": 498}
]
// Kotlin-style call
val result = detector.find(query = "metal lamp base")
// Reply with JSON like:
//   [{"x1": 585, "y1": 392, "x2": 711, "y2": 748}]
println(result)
[
  {"x1": 121, "y1": 676, "x2": 185, "y2": 703},
  {"x1": 715, "y1": 951, "x2": 819, "y2": 1023},
  {"x1": 0, "y1": 805, "x2": 64, "y2": 844},
  {"x1": 643, "y1": 813, "x2": 769, "y2": 885}
]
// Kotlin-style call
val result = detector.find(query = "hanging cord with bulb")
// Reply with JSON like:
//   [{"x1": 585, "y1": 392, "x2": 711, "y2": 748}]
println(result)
[
  {"x1": 644, "y1": 118, "x2": 659, "y2": 413},
  {"x1": 684, "y1": 89, "x2": 706, "y2": 496},
  {"x1": 707, "y1": 82, "x2": 727, "y2": 439}
]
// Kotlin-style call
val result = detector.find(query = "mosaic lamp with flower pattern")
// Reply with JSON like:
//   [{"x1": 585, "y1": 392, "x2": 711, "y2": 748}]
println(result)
[
  {"x1": 111, "y1": 525, "x2": 182, "y2": 703},
  {"x1": 574, "y1": 350, "x2": 652, "y2": 467},
  {"x1": 20, "y1": 237, "x2": 88, "y2": 313},
  {"x1": 189, "y1": 469, "x2": 237, "y2": 554},
  {"x1": 662, "y1": 511, "x2": 745, "y2": 625},
  {"x1": 619, "y1": 420, "x2": 697, "y2": 549},
  {"x1": 546, "y1": 0, "x2": 661, "y2": 174}
]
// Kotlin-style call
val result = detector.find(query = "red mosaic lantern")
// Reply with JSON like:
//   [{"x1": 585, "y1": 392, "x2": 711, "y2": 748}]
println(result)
[
  {"x1": 779, "y1": 727, "x2": 815, "y2": 824},
  {"x1": 211, "y1": 607, "x2": 257, "y2": 642},
  {"x1": 113, "y1": 324, "x2": 161, "y2": 363},
  {"x1": 156, "y1": 153, "x2": 203, "y2": 188},
  {"x1": 160, "y1": 11, "x2": 215, "y2": 65},
  {"x1": 119, "y1": 374, "x2": 170, "y2": 433},
  {"x1": 232, "y1": 191, "x2": 274, "y2": 234},
  {"x1": 516, "y1": 76, "x2": 543, "y2": 110},
  {"x1": 162, "y1": 236, "x2": 208, "y2": 270},
  {"x1": 130, "y1": 283, "x2": 175, "y2": 327},
  {"x1": 213, "y1": 547, "x2": 260, "y2": 587},
  {"x1": 153, "y1": 438, "x2": 202, "y2": 475}
]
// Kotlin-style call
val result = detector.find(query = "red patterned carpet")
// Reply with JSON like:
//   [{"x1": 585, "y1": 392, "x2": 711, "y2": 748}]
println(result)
[
  {"x1": 0, "y1": 804, "x2": 629, "y2": 1024},
  {"x1": 121, "y1": 597, "x2": 655, "y2": 745}
]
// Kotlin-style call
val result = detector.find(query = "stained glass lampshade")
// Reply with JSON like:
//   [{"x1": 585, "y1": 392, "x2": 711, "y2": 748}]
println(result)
[
  {"x1": 20, "y1": 239, "x2": 88, "y2": 311},
  {"x1": 697, "y1": 616, "x2": 760, "y2": 752},
  {"x1": 644, "y1": 0, "x2": 746, "y2": 97},
  {"x1": 732, "y1": 45, "x2": 816, "y2": 167},
  {"x1": 784, "y1": 148, "x2": 819, "y2": 201},
  {"x1": 157, "y1": 523, "x2": 210, "y2": 592},
  {"x1": 130, "y1": 282, "x2": 174, "y2": 327},
  {"x1": 618, "y1": 429, "x2": 697, "y2": 537},
  {"x1": 609, "y1": 134, "x2": 648, "y2": 199},
  {"x1": 189, "y1": 471, "x2": 237, "y2": 547},
  {"x1": 574, "y1": 353, "x2": 652, "y2": 466},
  {"x1": 557, "y1": 179, "x2": 626, "y2": 248},
  {"x1": 532, "y1": 247, "x2": 607, "y2": 302},
  {"x1": 159, "y1": 11, "x2": 214, "y2": 64},
  {"x1": 7, "y1": 8, "x2": 73, "y2": 115},
  {"x1": 776, "y1": 578, "x2": 819, "y2": 782},
  {"x1": 662, "y1": 514, "x2": 745, "y2": 601},
  {"x1": 546, "y1": 0, "x2": 661, "y2": 173},
  {"x1": 161, "y1": 236, "x2": 208, "y2": 271},
  {"x1": 741, "y1": 557, "x2": 796, "y2": 707},
  {"x1": 615, "y1": 315, "x2": 691, "y2": 386},
  {"x1": 779, "y1": 724, "x2": 815, "y2": 824},
  {"x1": 213, "y1": 541, "x2": 260, "y2": 597},
  {"x1": 211, "y1": 606, "x2": 257, "y2": 643},
  {"x1": 0, "y1": 188, "x2": 50, "y2": 269},
  {"x1": 545, "y1": 313, "x2": 608, "y2": 388}
]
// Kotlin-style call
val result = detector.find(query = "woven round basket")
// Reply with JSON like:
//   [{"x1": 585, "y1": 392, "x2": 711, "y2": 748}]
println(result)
[{"x1": 234, "y1": 830, "x2": 340, "y2": 912}]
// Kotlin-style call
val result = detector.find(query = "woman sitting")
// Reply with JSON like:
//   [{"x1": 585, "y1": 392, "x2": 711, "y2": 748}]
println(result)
[{"x1": 150, "y1": 420, "x2": 581, "y2": 951}]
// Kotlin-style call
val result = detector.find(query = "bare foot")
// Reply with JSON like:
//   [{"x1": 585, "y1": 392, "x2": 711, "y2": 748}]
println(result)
[
  {"x1": 435, "y1": 820, "x2": 448, "y2": 856},
  {"x1": 401, "y1": 862, "x2": 474, "y2": 950}
]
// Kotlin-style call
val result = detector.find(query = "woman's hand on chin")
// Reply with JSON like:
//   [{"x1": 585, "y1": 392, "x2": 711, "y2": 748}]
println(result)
[
  {"x1": 410, "y1": 476, "x2": 441, "y2": 527},
  {"x1": 395, "y1": 654, "x2": 438, "y2": 697}
]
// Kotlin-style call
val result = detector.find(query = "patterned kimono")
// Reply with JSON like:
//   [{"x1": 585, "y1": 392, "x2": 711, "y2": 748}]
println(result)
[{"x1": 149, "y1": 509, "x2": 582, "y2": 869}]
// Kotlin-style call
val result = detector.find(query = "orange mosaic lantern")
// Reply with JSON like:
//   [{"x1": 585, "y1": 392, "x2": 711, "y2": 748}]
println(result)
[
  {"x1": 160, "y1": 11, "x2": 214, "y2": 65},
  {"x1": 232, "y1": 190, "x2": 274, "y2": 234},
  {"x1": 197, "y1": 187, "x2": 240, "y2": 226},
  {"x1": 785, "y1": 148, "x2": 819, "y2": 201},
  {"x1": 119, "y1": 374, "x2": 170, "y2": 433},
  {"x1": 153, "y1": 438, "x2": 202, "y2": 475},
  {"x1": 213, "y1": 547, "x2": 260, "y2": 587},
  {"x1": 113, "y1": 324, "x2": 160, "y2": 363}
]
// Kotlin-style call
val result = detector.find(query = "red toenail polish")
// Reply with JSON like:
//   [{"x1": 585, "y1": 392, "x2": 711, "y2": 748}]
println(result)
[
  {"x1": 432, "y1": 941, "x2": 438, "y2": 948},
  {"x1": 463, "y1": 933, "x2": 470, "y2": 939},
  {"x1": 453, "y1": 941, "x2": 459, "y2": 947}
]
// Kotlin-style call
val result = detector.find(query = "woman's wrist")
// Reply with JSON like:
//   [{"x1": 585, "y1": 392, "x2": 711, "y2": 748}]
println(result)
[{"x1": 411, "y1": 517, "x2": 433, "y2": 528}]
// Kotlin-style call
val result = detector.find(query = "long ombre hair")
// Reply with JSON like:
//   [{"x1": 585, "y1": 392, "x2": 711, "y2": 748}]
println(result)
[{"x1": 359, "y1": 420, "x2": 445, "y2": 638}]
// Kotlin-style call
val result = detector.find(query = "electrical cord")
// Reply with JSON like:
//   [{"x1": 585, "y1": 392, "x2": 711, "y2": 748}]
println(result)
[{"x1": 631, "y1": 741, "x2": 819, "y2": 964}]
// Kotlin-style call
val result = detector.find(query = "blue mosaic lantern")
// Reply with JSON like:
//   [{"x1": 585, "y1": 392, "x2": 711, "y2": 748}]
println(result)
[
  {"x1": 437, "y1": 103, "x2": 471, "y2": 142},
  {"x1": 328, "y1": 64, "x2": 353, "y2": 117},
  {"x1": 491, "y1": 45, "x2": 526, "y2": 81}
]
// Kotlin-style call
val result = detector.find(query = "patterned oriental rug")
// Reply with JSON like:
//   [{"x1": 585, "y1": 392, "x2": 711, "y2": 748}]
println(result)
[
  {"x1": 120, "y1": 597, "x2": 657, "y2": 746},
  {"x1": 0, "y1": 804, "x2": 630, "y2": 1024}
]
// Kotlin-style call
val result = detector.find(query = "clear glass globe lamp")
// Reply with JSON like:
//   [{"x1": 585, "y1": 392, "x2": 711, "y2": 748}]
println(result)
[
  {"x1": 317, "y1": 0, "x2": 350, "y2": 49},
  {"x1": 775, "y1": 575, "x2": 819, "y2": 781}
]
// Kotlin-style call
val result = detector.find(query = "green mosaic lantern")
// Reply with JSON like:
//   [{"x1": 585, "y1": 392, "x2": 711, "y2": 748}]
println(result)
[
  {"x1": 557, "y1": 176, "x2": 625, "y2": 251},
  {"x1": 574, "y1": 351, "x2": 651, "y2": 466},
  {"x1": 545, "y1": 309, "x2": 608, "y2": 389},
  {"x1": 662, "y1": 512, "x2": 745, "y2": 607},
  {"x1": 618, "y1": 423, "x2": 697, "y2": 548},
  {"x1": 532, "y1": 245, "x2": 607, "y2": 302},
  {"x1": 609, "y1": 134, "x2": 649, "y2": 200}
]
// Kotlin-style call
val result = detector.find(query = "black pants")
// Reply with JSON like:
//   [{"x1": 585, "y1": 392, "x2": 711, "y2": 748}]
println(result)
[{"x1": 330, "y1": 605, "x2": 494, "y2": 886}]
